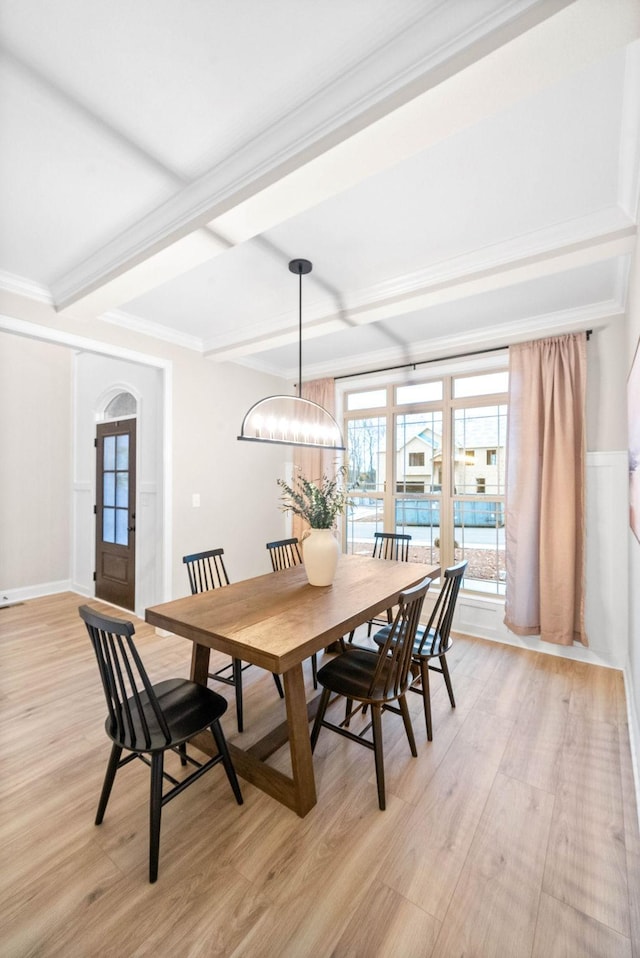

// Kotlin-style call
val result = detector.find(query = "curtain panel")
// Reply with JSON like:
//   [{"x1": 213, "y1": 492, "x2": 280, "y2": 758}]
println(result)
[
  {"x1": 504, "y1": 333, "x2": 587, "y2": 646},
  {"x1": 291, "y1": 378, "x2": 342, "y2": 542}
]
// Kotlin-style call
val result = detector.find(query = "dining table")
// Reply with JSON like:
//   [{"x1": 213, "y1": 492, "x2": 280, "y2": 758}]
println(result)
[{"x1": 145, "y1": 553, "x2": 438, "y2": 817}]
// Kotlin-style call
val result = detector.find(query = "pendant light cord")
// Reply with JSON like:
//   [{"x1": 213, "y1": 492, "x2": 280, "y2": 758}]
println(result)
[
  {"x1": 289, "y1": 257, "x2": 311, "y2": 397},
  {"x1": 298, "y1": 268, "x2": 302, "y2": 399}
]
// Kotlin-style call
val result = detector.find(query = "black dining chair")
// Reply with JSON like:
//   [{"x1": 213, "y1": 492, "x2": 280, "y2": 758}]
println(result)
[
  {"x1": 266, "y1": 537, "x2": 318, "y2": 688},
  {"x1": 347, "y1": 531, "x2": 412, "y2": 643},
  {"x1": 373, "y1": 560, "x2": 467, "y2": 740},
  {"x1": 79, "y1": 604, "x2": 243, "y2": 883},
  {"x1": 183, "y1": 548, "x2": 284, "y2": 733},
  {"x1": 310, "y1": 576, "x2": 432, "y2": 810},
  {"x1": 266, "y1": 537, "x2": 302, "y2": 572}
]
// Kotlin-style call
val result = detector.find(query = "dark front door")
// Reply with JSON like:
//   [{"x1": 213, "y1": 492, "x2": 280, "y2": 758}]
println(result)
[{"x1": 95, "y1": 419, "x2": 136, "y2": 610}]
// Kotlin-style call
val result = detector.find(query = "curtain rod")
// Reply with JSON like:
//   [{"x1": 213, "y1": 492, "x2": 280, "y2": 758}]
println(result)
[{"x1": 334, "y1": 330, "x2": 592, "y2": 382}]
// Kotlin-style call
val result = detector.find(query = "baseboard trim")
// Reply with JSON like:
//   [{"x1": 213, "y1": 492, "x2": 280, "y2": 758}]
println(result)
[{"x1": 0, "y1": 580, "x2": 73, "y2": 604}]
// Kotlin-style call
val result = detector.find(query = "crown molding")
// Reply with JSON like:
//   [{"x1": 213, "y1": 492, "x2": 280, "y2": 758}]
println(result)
[
  {"x1": 0, "y1": 270, "x2": 53, "y2": 305},
  {"x1": 211, "y1": 351, "x2": 293, "y2": 383},
  {"x1": 615, "y1": 255, "x2": 632, "y2": 308},
  {"x1": 285, "y1": 299, "x2": 625, "y2": 381},
  {"x1": 0, "y1": 270, "x2": 206, "y2": 357},
  {"x1": 351, "y1": 209, "x2": 634, "y2": 306},
  {"x1": 99, "y1": 309, "x2": 204, "y2": 353}
]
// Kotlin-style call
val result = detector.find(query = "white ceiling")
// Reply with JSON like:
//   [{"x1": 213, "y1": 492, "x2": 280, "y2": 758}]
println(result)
[{"x1": 1, "y1": 0, "x2": 638, "y2": 382}]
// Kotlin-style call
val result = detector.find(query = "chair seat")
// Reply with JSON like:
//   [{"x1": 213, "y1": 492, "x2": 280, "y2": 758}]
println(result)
[
  {"x1": 105, "y1": 678, "x2": 229, "y2": 752},
  {"x1": 373, "y1": 623, "x2": 449, "y2": 657},
  {"x1": 316, "y1": 648, "x2": 408, "y2": 703}
]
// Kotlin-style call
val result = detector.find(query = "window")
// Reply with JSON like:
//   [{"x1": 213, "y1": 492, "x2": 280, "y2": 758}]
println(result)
[
  {"x1": 346, "y1": 389, "x2": 386, "y2": 411},
  {"x1": 397, "y1": 382, "x2": 442, "y2": 404},
  {"x1": 102, "y1": 434, "x2": 130, "y2": 546},
  {"x1": 104, "y1": 391, "x2": 137, "y2": 418},
  {"x1": 343, "y1": 370, "x2": 508, "y2": 595},
  {"x1": 396, "y1": 481, "x2": 425, "y2": 493}
]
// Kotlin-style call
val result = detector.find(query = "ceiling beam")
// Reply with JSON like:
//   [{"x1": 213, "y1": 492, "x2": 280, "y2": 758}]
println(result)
[
  {"x1": 203, "y1": 224, "x2": 637, "y2": 361},
  {"x1": 51, "y1": 0, "x2": 638, "y2": 316}
]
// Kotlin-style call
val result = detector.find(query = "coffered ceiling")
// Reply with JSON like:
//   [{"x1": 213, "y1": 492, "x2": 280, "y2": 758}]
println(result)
[{"x1": 1, "y1": 0, "x2": 638, "y2": 381}]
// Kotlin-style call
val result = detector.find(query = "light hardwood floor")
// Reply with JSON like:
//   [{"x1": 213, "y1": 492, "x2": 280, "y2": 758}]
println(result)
[{"x1": 1, "y1": 593, "x2": 638, "y2": 957}]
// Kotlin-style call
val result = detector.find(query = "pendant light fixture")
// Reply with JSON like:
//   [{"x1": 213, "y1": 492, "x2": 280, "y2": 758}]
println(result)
[{"x1": 237, "y1": 258, "x2": 345, "y2": 450}]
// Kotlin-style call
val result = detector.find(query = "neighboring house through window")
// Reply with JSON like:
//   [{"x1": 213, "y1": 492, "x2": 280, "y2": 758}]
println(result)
[{"x1": 342, "y1": 369, "x2": 508, "y2": 595}]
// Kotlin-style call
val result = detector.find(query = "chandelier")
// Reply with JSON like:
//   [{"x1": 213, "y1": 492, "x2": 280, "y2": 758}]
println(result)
[{"x1": 237, "y1": 259, "x2": 345, "y2": 450}]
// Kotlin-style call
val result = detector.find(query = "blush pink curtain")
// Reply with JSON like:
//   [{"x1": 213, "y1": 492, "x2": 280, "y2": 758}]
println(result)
[
  {"x1": 504, "y1": 333, "x2": 588, "y2": 646},
  {"x1": 291, "y1": 378, "x2": 342, "y2": 542}
]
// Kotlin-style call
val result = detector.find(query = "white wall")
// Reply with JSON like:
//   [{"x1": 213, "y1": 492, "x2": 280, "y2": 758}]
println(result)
[
  {"x1": 586, "y1": 314, "x2": 629, "y2": 451},
  {"x1": 626, "y1": 236, "x2": 640, "y2": 780},
  {"x1": 168, "y1": 348, "x2": 290, "y2": 594},
  {"x1": 0, "y1": 333, "x2": 72, "y2": 598}
]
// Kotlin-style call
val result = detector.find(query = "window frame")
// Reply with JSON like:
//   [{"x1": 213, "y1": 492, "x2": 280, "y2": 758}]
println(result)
[{"x1": 341, "y1": 360, "x2": 508, "y2": 596}]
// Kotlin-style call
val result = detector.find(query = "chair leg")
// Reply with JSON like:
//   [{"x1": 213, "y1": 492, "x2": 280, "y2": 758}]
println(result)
[
  {"x1": 310, "y1": 687, "x2": 332, "y2": 751},
  {"x1": 272, "y1": 673, "x2": 284, "y2": 698},
  {"x1": 178, "y1": 743, "x2": 187, "y2": 766},
  {"x1": 371, "y1": 704, "x2": 386, "y2": 810},
  {"x1": 311, "y1": 653, "x2": 318, "y2": 689},
  {"x1": 440, "y1": 654, "x2": 455, "y2": 708},
  {"x1": 397, "y1": 694, "x2": 417, "y2": 756},
  {"x1": 420, "y1": 659, "x2": 433, "y2": 741},
  {"x1": 95, "y1": 743, "x2": 122, "y2": 825},
  {"x1": 209, "y1": 721, "x2": 243, "y2": 805},
  {"x1": 232, "y1": 658, "x2": 244, "y2": 733},
  {"x1": 347, "y1": 629, "x2": 355, "y2": 643},
  {"x1": 149, "y1": 752, "x2": 164, "y2": 883},
  {"x1": 344, "y1": 697, "x2": 353, "y2": 727}
]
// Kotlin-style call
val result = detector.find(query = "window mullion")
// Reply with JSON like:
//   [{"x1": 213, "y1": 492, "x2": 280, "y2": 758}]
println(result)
[
  {"x1": 384, "y1": 387, "x2": 395, "y2": 530},
  {"x1": 439, "y1": 377, "x2": 454, "y2": 573}
]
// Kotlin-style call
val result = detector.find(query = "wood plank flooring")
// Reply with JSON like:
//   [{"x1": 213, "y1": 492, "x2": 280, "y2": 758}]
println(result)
[{"x1": 1, "y1": 593, "x2": 638, "y2": 957}]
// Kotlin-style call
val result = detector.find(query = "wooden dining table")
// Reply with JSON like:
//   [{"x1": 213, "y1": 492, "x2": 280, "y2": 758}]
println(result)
[{"x1": 145, "y1": 553, "x2": 437, "y2": 817}]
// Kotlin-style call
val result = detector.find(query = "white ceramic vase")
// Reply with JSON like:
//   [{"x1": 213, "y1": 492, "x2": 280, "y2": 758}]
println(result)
[{"x1": 302, "y1": 528, "x2": 340, "y2": 586}]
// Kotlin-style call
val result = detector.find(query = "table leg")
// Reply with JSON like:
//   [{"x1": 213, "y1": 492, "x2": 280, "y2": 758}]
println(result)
[
  {"x1": 282, "y1": 663, "x2": 317, "y2": 816},
  {"x1": 190, "y1": 642, "x2": 210, "y2": 685},
  {"x1": 191, "y1": 660, "x2": 318, "y2": 817}
]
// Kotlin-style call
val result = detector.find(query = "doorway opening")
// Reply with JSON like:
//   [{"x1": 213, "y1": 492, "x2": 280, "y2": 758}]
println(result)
[{"x1": 95, "y1": 390, "x2": 137, "y2": 611}]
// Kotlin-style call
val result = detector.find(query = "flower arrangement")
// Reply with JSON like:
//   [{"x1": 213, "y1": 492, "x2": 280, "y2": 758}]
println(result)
[{"x1": 277, "y1": 466, "x2": 349, "y2": 529}]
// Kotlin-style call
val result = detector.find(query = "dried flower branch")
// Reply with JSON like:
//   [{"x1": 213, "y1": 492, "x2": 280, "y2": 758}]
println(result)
[{"x1": 277, "y1": 466, "x2": 349, "y2": 529}]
